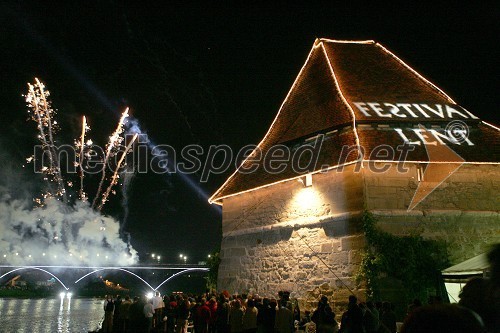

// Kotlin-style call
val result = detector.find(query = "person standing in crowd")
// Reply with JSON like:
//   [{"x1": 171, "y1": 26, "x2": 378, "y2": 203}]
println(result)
[
  {"x1": 165, "y1": 294, "x2": 178, "y2": 333},
  {"x1": 194, "y1": 297, "x2": 211, "y2": 333},
  {"x1": 380, "y1": 302, "x2": 397, "y2": 333},
  {"x1": 229, "y1": 299, "x2": 244, "y2": 333},
  {"x1": 362, "y1": 301, "x2": 379, "y2": 333},
  {"x1": 117, "y1": 295, "x2": 132, "y2": 333},
  {"x1": 275, "y1": 300, "x2": 294, "y2": 333},
  {"x1": 103, "y1": 295, "x2": 115, "y2": 333},
  {"x1": 129, "y1": 296, "x2": 144, "y2": 333},
  {"x1": 176, "y1": 296, "x2": 191, "y2": 333},
  {"x1": 113, "y1": 295, "x2": 122, "y2": 332},
  {"x1": 259, "y1": 298, "x2": 276, "y2": 333},
  {"x1": 242, "y1": 299, "x2": 259, "y2": 333},
  {"x1": 312, "y1": 296, "x2": 337, "y2": 333},
  {"x1": 216, "y1": 294, "x2": 230, "y2": 333},
  {"x1": 400, "y1": 304, "x2": 484, "y2": 333},
  {"x1": 207, "y1": 297, "x2": 218, "y2": 333},
  {"x1": 339, "y1": 295, "x2": 363, "y2": 333},
  {"x1": 144, "y1": 298, "x2": 155, "y2": 332},
  {"x1": 152, "y1": 291, "x2": 165, "y2": 330}
]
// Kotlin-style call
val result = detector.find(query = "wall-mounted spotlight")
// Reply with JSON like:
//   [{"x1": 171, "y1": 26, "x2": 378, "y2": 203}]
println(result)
[{"x1": 298, "y1": 174, "x2": 313, "y2": 187}]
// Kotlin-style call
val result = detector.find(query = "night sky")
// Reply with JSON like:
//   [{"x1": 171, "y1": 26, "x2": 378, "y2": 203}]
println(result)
[{"x1": 0, "y1": 1, "x2": 498, "y2": 263}]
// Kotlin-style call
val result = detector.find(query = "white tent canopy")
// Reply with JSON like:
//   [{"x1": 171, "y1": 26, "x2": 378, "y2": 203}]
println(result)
[
  {"x1": 442, "y1": 253, "x2": 489, "y2": 276},
  {"x1": 442, "y1": 253, "x2": 489, "y2": 303}
]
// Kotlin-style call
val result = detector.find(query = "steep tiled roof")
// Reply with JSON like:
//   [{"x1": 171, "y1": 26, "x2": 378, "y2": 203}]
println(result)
[{"x1": 209, "y1": 39, "x2": 500, "y2": 205}]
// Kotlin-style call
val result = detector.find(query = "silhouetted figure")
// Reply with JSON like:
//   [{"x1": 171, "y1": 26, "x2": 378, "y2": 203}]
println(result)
[
  {"x1": 242, "y1": 299, "x2": 258, "y2": 333},
  {"x1": 129, "y1": 296, "x2": 146, "y2": 333},
  {"x1": 275, "y1": 300, "x2": 294, "y2": 333},
  {"x1": 400, "y1": 304, "x2": 484, "y2": 333},
  {"x1": 363, "y1": 301, "x2": 380, "y2": 333},
  {"x1": 380, "y1": 302, "x2": 396, "y2": 333},
  {"x1": 103, "y1": 295, "x2": 115, "y2": 333},
  {"x1": 339, "y1": 295, "x2": 363, "y2": 333},
  {"x1": 229, "y1": 299, "x2": 244, "y2": 333}
]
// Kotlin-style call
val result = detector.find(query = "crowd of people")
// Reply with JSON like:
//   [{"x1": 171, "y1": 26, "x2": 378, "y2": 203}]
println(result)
[
  {"x1": 96, "y1": 244, "x2": 499, "y2": 333},
  {"x1": 93, "y1": 288, "x2": 495, "y2": 333}
]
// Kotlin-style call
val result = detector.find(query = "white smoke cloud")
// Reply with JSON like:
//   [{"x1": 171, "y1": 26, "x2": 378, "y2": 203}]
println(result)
[{"x1": 0, "y1": 153, "x2": 138, "y2": 267}]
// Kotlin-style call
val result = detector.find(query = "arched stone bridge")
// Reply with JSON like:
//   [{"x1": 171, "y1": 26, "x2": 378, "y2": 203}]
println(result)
[{"x1": 0, "y1": 265, "x2": 209, "y2": 291}]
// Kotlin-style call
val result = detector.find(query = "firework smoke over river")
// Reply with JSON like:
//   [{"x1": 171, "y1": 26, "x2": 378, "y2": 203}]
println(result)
[{"x1": 0, "y1": 79, "x2": 138, "y2": 266}]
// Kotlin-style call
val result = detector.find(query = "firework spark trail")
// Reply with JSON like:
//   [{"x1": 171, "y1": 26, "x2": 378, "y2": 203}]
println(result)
[
  {"x1": 35, "y1": 78, "x2": 68, "y2": 204},
  {"x1": 27, "y1": 83, "x2": 55, "y2": 196},
  {"x1": 92, "y1": 107, "x2": 130, "y2": 209},
  {"x1": 78, "y1": 116, "x2": 88, "y2": 201},
  {"x1": 97, "y1": 133, "x2": 138, "y2": 211}
]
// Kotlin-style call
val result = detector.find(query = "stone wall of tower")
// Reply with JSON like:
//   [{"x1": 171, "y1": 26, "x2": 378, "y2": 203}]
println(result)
[
  {"x1": 362, "y1": 163, "x2": 500, "y2": 263},
  {"x1": 218, "y1": 162, "x2": 500, "y2": 313},
  {"x1": 218, "y1": 164, "x2": 366, "y2": 312}
]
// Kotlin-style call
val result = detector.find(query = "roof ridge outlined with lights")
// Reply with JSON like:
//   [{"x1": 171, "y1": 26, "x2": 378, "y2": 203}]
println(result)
[{"x1": 209, "y1": 39, "x2": 500, "y2": 205}]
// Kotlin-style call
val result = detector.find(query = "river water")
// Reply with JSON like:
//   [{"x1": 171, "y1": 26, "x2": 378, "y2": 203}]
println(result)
[{"x1": 0, "y1": 297, "x2": 104, "y2": 333}]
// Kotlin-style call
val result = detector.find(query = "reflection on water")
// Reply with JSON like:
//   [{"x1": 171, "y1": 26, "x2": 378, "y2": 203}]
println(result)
[{"x1": 0, "y1": 297, "x2": 103, "y2": 333}]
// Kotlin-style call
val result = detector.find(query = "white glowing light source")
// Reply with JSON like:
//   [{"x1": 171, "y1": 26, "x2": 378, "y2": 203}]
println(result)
[
  {"x1": 42, "y1": 253, "x2": 46, "y2": 256},
  {"x1": 146, "y1": 292, "x2": 154, "y2": 299},
  {"x1": 60, "y1": 292, "x2": 66, "y2": 298},
  {"x1": 66, "y1": 292, "x2": 72, "y2": 298},
  {"x1": 305, "y1": 174, "x2": 313, "y2": 187},
  {"x1": 152, "y1": 253, "x2": 155, "y2": 258},
  {"x1": 15, "y1": 253, "x2": 18, "y2": 256}
]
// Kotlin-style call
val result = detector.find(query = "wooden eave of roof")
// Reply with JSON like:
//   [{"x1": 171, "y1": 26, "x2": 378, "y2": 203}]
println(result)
[{"x1": 209, "y1": 39, "x2": 500, "y2": 205}]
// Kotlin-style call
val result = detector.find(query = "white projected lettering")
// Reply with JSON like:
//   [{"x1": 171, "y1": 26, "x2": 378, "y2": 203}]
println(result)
[
  {"x1": 353, "y1": 102, "x2": 478, "y2": 120},
  {"x1": 394, "y1": 127, "x2": 474, "y2": 146}
]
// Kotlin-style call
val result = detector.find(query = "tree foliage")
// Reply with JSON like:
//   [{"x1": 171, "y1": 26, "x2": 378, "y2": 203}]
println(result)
[
  {"x1": 357, "y1": 212, "x2": 449, "y2": 301},
  {"x1": 206, "y1": 251, "x2": 221, "y2": 291}
]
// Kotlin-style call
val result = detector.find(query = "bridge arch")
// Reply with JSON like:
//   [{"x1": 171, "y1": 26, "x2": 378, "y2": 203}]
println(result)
[
  {"x1": 74, "y1": 268, "x2": 155, "y2": 290},
  {"x1": 154, "y1": 268, "x2": 209, "y2": 291},
  {"x1": 0, "y1": 267, "x2": 69, "y2": 290}
]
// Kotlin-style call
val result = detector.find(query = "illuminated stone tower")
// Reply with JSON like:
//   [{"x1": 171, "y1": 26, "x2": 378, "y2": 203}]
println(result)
[{"x1": 209, "y1": 39, "x2": 500, "y2": 307}]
